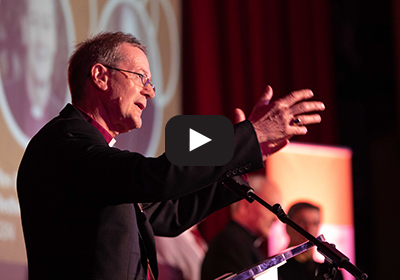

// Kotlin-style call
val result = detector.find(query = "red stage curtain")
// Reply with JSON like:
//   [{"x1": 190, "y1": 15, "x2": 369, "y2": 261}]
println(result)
[{"x1": 182, "y1": 0, "x2": 337, "y2": 244}]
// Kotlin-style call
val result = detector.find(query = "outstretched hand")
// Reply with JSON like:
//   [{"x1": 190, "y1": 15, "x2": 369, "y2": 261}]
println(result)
[
  {"x1": 234, "y1": 107, "x2": 288, "y2": 160},
  {"x1": 235, "y1": 85, "x2": 325, "y2": 159}
]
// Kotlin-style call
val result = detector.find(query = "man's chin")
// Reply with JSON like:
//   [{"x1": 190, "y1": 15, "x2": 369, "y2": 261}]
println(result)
[
  {"x1": 130, "y1": 118, "x2": 143, "y2": 130},
  {"x1": 134, "y1": 119, "x2": 142, "y2": 129},
  {"x1": 118, "y1": 119, "x2": 142, "y2": 134}
]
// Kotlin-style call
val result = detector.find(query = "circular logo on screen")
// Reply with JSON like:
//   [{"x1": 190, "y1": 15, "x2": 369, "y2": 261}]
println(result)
[{"x1": 0, "y1": 0, "x2": 75, "y2": 148}]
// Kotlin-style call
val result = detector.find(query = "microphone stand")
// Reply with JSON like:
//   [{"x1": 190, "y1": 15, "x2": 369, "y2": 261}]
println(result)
[{"x1": 223, "y1": 176, "x2": 368, "y2": 280}]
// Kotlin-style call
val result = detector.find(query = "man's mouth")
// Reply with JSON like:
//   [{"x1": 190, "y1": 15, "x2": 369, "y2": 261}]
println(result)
[{"x1": 135, "y1": 102, "x2": 145, "y2": 110}]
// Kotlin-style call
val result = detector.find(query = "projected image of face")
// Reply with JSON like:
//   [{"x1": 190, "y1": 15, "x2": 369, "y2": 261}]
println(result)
[
  {"x1": 0, "y1": 0, "x2": 72, "y2": 146},
  {"x1": 22, "y1": 0, "x2": 57, "y2": 119}
]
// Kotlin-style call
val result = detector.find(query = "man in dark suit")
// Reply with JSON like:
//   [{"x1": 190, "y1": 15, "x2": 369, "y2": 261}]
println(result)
[
  {"x1": 278, "y1": 202, "x2": 344, "y2": 280},
  {"x1": 17, "y1": 32, "x2": 325, "y2": 279},
  {"x1": 201, "y1": 175, "x2": 281, "y2": 280}
]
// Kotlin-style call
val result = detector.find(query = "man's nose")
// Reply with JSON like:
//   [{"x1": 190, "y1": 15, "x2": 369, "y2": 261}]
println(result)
[{"x1": 142, "y1": 87, "x2": 155, "y2": 99}]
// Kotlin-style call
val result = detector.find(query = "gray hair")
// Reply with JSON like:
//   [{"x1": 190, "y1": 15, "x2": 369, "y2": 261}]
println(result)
[{"x1": 68, "y1": 32, "x2": 146, "y2": 104}]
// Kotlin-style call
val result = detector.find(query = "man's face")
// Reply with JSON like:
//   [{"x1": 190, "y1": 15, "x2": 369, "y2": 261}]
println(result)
[
  {"x1": 104, "y1": 43, "x2": 155, "y2": 134},
  {"x1": 25, "y1": 0, "x2": 57, "y2": 84},
  {"x1": 252, "y1": 202, "x2": 278, "y2": 238},
  {"x1": 287, "y1": 208, "x2": 321, "y2": 246},
  {"x1": 23, "y1": 0, "x2": 57, "y2": 113},
  {"x1": 247, "y1": 180, "x2": 281, "y2": 238}
]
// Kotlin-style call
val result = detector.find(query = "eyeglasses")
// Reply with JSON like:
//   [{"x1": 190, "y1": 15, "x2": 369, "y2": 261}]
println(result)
[{"x1": 104, "y1": 65, "x2": 156, "y2": 93}]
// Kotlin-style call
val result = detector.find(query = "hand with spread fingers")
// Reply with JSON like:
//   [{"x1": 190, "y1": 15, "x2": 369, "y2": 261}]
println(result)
[{"x1": 234, "y1": 85, "x2": 325, "y2": 159}]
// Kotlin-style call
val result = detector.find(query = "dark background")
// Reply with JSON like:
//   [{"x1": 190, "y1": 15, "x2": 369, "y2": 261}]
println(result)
[{"x1": 182, "y1": 1, "x2": 400, "y2": 279}]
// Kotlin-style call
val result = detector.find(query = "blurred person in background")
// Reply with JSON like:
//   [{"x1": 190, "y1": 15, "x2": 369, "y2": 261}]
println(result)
[
  {"x1": 155, "y1": 225, "x2": 207, "y2": 280},
  {"x1": 201, "y1": 174, "x2": 281, "y2": 280},
  {"x1": 278, "y1": 202, "x2": 344, "y2": 280}
]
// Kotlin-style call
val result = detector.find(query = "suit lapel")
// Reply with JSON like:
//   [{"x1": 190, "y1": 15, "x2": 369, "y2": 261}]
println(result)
[{"x1": 135, "y1": 203, "x2": 158, "y2": 279}]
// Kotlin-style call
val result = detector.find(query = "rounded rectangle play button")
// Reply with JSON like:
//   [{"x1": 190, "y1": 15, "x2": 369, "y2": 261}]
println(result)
[{"x1": 165, "y1": 115, "x2": 234, "y2": 166}]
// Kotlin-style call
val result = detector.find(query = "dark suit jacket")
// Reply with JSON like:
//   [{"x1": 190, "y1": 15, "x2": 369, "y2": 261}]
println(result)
[
  {"x1": 201, "y1": 220, "x2": 266, "y2": 280},
  {"x1": 17, "y1": 104, "x2": 264, "y2": 280},
  {"x1": 278, "y1": 257, "x2": 344, "y2": 280}
]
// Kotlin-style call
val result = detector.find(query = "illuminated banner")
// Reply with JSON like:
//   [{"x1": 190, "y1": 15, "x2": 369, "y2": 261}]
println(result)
[{"x1": 266, "y1": 142, "x2": 355, "y2": 280}]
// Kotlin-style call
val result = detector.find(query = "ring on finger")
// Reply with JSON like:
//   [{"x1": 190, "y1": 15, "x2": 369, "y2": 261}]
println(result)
[{"x1": 293, "y1": 118, "x2": 301, "y2": 125}]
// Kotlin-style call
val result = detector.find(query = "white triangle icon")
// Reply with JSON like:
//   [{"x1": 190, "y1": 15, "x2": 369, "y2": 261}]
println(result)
[{"x1": 189, "y1": 128, "x2": 212, "y2": 152}]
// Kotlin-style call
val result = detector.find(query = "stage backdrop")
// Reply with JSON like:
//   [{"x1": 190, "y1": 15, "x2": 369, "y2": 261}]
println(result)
[
  {"x1": 0, "y1": 0, "x2": 181, "y2": 278},
  {"x1": 266, "y1": 142, "x2": 355, "y2": 280},
  {"x1": 188, "y1": 0, "x2": 342, "y2": 256}
]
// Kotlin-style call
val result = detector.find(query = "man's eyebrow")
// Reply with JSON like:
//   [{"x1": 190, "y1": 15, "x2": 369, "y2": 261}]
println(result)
[{"x1": 138, "y1": 68, "x2": 150, "y2": 78}]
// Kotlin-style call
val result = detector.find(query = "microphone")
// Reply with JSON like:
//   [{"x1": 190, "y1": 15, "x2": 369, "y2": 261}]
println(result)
[
  {"x1": 222, "y1": 174, "x2": 368, "y2": 280},
  {"x1": 222, "y1": 175, "x2": 255, "y2": 203}
]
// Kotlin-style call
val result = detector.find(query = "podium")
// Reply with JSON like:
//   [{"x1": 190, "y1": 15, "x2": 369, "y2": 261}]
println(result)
[{"x1": 216, "y1": 235, "x2": 325, "y2": 280}]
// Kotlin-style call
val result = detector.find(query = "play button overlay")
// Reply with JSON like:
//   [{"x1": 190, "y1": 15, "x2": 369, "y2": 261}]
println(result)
[
  {"x1": 166, "y1": 115, "x2": 234, "y2": 166},
  {"x1": 190, "y1": 128, "x2": 211, "y2": 152}
]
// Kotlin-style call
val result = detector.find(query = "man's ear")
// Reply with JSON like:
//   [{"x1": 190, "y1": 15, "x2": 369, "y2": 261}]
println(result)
[{"x1": 91, "y1": 64, "x2": 109, "y2": 91}]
